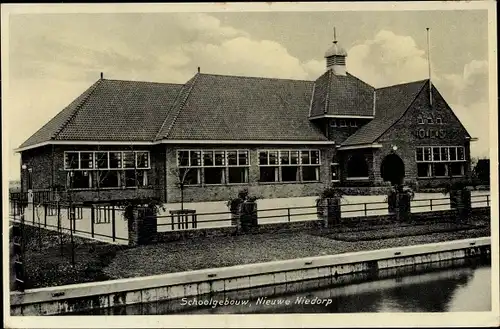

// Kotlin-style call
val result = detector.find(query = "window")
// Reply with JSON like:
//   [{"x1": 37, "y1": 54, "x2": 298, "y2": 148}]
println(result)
[
  {"x1": 65, "y1": 152, "x2": 79, "y2": 169},
  {"x1": 346, "y1": 154, "x2": 369, "y2": 178},
  {"x1": 350, "y1": 120, "x2": 358, "y2": 127},
  {"x1": 258, "y1": 150, "x2": 320, "y2": 183},
  {"x1": 417, "y1": 116, "x2": 425, "y2": 124},
  {"x1": 415, "y1": 146, "x2": 466, "y2": 178},
  {"x1": 69, "y1": 171, "x2": 92, "y2": 189},
  {"x1": 178, "y1": 151, "x2": 202, "y2": 185},
  {"x1": 98, "y1": 171, "x2": 120, "y2": 188},
  {"x1": 339, "y1": 120, "x2": 347, "y2": 127},
  {"x1": 64, "y1": 151, "x2": 151, "y2": 189},
  {"x1": 331, "y1": 162, "x2": 340, "y2": 182},
  {"x1": 259, "y1": 151, "x2": 279, "y2": 182},
  {"x1": 427, "y1": 116, "x2": 434, "y2": 124},
  {"x1": 330, "y1": 119, "x2": 337, "y2": 127},
  {"x1": 436, "y1": 116, "x2": 443, "y2": 124},
  {"x1": 227, "y1": 151, "x2": 249, "y2": 184},
  {"x1": 300, "y1": 150, "x2": 320, "y2": 182},
  {"x1": 177, "y1": 150, "x2": 250, "y2": 185}
]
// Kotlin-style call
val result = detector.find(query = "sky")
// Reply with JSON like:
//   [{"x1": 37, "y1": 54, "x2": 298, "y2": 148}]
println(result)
[{"x1": 3, "y1": 6, "x2": 493, "y2": 180}]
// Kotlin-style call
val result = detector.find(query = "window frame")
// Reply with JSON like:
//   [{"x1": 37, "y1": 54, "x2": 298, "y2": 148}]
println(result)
[
  {"x1": 64, "y1": 150, "x2": 151, "y2": 190},
  {"x1": 258, "y1": 149, "x2": 321, "y2": 183},
  {"x1": 177, "y1": 149, "x2": 250, "y2": 186},
  {"x1": 415, "y1": 146, "x2": 466, "y2": 178}
]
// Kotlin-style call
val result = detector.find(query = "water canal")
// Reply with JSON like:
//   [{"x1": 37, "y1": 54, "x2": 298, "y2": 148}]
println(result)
[{"x1": 71, "y1": 256, "x2": 491, "y2": 315}]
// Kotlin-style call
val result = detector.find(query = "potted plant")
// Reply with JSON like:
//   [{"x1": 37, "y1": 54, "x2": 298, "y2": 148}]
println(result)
[
  {"x1": 227, "y1": 189, "x2": 259, "y2": 231},
  {"x1": 386, "y1": 184, "x2": 415, "y2": 214},
  {"x1": 118, "y1": 197, "x2": 165, "y2": 246},
  {"x1": 385, "y1": 183, "x2": 415, "y2": 222},
  {"x1": 316, "y1": 185, "x2": 343, "y2": 227},
  {"x1": 442, "y1": 179, "x2": 475, "y2": 221}
]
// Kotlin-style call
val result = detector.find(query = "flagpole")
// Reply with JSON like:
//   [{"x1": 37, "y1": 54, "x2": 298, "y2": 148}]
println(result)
[{"x1": 426, "y1": 27, "x2": 432, "y2": 107}]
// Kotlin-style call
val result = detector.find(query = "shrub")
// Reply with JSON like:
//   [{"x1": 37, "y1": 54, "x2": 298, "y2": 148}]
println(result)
[
  {"x1": 117, "y1": 198, "x2": 165, "y2": 221},
  {"x1": 227, "y1": 188, "x2": 259, "y2": 213}
]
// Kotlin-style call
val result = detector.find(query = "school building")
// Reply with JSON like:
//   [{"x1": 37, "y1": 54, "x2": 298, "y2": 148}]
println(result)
[{"x1": 16, "y1": 38, "x2": 475, "y2": 203}]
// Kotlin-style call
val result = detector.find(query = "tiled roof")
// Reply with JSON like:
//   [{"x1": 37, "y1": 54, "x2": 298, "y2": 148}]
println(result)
[
  {"x1": 19, "y1": 79, "x2": 183, "y2": 148},
  {"x1": 158, "y1": 73, "x2": 327, "y2": 141},
  {"x1": 341, "y1": 80, "x2": 428, "y2": 146},
  {"x1": 309, "y1": 71, "x2": 375, "y2": 118}
]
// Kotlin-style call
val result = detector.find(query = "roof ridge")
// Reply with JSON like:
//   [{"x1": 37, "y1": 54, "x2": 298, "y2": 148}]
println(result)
[
  {"x1": 376, "y1": 78, "x2": 428, "y2": 91},
  {"x1": 102, "y1": 78, "x2": 184, "y2": 86},
  {"x1": 346, "y1": 72, "x2": 375, "y2": 89},
  {"x1": 158, "y1": 74, "x2": 200, "y2": 140},
  {"x1": 324, "y1": 70, "x2": 332, "y2": 114},
  {"x1": 51, "y1": 79, "x2": 102, "y2": 140},
  {"x1": 197, "y1": 72, "x2": 314, "y2": 83}
]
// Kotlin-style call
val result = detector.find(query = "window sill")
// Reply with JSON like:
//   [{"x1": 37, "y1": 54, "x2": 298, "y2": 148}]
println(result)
[
  {"x1": 331, "y1": 180, "x2": 340, "y2": 183},
  {"x1": 346, "y1": 177, "x2": 370, "y2": 181},
  {"x1": 417, "y1": 175, "x2": 465, "y2": 180},
  {"x1": 68, "y1": 187, "x2": 153, "y2": 191},
  {"x1": 257, "y1": 181, "x2": 321, "y2": 185}
]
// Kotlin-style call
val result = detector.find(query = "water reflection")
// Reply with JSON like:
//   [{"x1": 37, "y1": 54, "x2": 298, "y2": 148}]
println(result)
[{"x1": 72, "y1": 257, "x2": 490, "y2": 315}]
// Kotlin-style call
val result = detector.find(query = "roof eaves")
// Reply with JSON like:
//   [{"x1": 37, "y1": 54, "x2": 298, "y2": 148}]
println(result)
[{"x1": 52, "y1": 79, "x2": 102, "y2": 140}]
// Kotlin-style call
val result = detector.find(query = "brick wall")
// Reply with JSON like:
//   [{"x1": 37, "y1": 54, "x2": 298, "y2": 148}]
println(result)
[
  {"x1": 374, "y1": 83, "x2": 471, "y2": 188},
  {"x1": 20, "y1": 145, "x2": 166, "y2": 202},
  {"x1": 165, "y1": 144, "x2": 335, "y2": 203}
]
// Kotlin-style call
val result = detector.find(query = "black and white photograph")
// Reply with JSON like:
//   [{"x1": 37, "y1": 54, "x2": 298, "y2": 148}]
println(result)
[{"x1": 2, "y1": 2, "x2": 498, "y2": 328}]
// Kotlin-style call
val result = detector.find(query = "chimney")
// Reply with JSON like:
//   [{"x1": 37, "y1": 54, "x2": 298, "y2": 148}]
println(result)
[
  {"x1": 197, "y1": 67, "x2": 200, "y2": 73},
  {"x1": 100, "y1": 72, "x2": 104, "y2": 79}
]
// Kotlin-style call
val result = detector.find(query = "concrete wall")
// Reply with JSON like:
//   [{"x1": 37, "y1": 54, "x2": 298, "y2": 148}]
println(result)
[{"x1": 10, "y1": 237, "x2": 490, "y2": 315}]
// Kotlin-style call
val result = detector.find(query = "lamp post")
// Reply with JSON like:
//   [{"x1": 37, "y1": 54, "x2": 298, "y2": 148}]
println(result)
[{"x1": 69, "y1": 171, "x2": 75, "y2": 266}]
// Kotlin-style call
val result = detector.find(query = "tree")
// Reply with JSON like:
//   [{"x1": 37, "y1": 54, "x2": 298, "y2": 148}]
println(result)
[
  {"x1": 473, "y1": 158, "x2": 490, "y2": 185},
  {"x1": 169, "y1": 153, "x2": 193, "y2": 211}
]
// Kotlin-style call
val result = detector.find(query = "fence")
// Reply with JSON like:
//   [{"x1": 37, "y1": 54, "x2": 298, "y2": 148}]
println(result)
[
  {"x1": 155, "y1": 193, "x2": 491, "y2": 232},
  {"x1": 9, "y1": 192, "x2": 491, "y2": 239},
  {"x1": 9, "y1": 199, "x2": 129, "y2": 246}
]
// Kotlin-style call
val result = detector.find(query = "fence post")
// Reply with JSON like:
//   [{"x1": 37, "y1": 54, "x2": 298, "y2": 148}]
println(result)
[
  {"x1": 486, "y1": 195, "x2": 489, "y2": 207},
  {"x1": 44, "y1": 204, "x2": 47, "y2": 227},
  {"x1": 70, "y1": 213, "x2": 75, "y2": 266},
  {"x1": 91, "y1": 206, "x2": 95, "y2": 238},
  {"x1": 112, "y1": 205, "x2": 116, "y2": 242},
  {"x1": 287, "y1": 208, "x2": 291, "y2": 222},
  {"x1": 430, "y1": 199, "x2": 433, "y2": 211},
  {"x1": 171, "y1": 214, "x2": 174, "y2": 231},
  {"x1": 364, "y1": 203, "x2": 367, "y2": 217}
]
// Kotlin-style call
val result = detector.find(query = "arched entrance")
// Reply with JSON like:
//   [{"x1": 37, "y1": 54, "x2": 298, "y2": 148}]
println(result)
[{"x1": 380, "y1": 154, "x2": 405, "y2": 185}]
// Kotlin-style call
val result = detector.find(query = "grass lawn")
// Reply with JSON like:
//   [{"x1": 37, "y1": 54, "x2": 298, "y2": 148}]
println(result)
[
  {"x1": 13, "y1": 218, "x2": 489, "y2": 289},
  {"x1": 103, "y1": 223, "x2": 489, "y2": 280}
]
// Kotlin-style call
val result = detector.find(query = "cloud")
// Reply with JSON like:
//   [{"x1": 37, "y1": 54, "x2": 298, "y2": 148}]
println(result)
[{"x1": 347, "y1": 30, "x2": 431, "y2": 87}]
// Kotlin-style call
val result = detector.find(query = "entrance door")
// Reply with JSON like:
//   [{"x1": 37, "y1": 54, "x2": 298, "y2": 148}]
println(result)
[{"x1": 380, "y1": 154, "x2": 405, "y2": 185}]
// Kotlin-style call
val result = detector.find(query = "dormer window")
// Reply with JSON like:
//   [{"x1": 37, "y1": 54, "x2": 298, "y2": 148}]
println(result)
[
  {"x1": 417, "y1": 116, "x2": 424, "y2": 124},
  {"x1": 427, "y1": 116, "x2": 433, "y2": 124},
  {"x1": 350, "y1": 120, "x2": 357, "y2": 127},
  {"x1": 340, "y1": 120, "x2": 347, "y2": 127}
]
